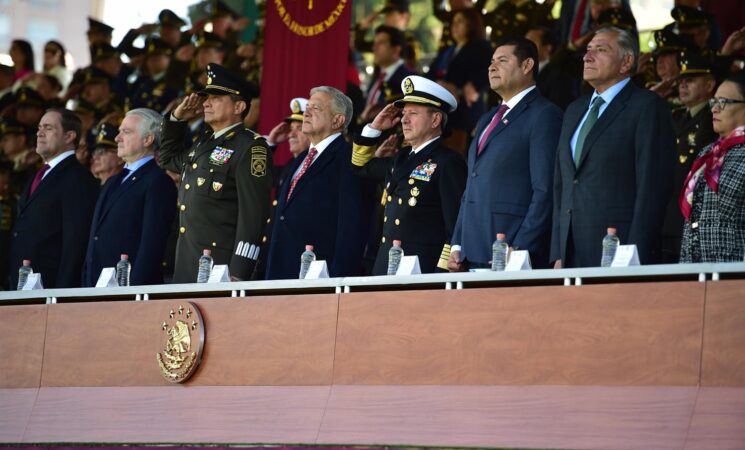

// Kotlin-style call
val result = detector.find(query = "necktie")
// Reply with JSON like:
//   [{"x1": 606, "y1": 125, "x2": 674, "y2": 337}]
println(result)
[
  {"x1": 574, "y1": 96, "x2": 605, "y2": 167},
  {"x1": 366, "y1": 71, "x2": 386, "y2": 107},
  {"x1": 29, "y1": 164, "x2": 50, "y2": 195},
  {"x1": 570, "y1": 0, "x2": 589, "y2": 42},
  {"x1": 287, "y1": 147, "x2": 318, "y2": 200},
  {"x1": 477, "y1": 104, "x2": 509, "y2": 156}
]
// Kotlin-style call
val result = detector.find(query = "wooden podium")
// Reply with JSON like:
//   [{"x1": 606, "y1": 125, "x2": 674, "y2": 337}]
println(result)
[{"x1": 1, "y1": 278, "x2": 744, "y2": 449}]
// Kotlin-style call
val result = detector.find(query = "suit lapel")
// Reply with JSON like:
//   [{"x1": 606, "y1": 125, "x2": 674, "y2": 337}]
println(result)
[
  {"x1": 282, "y1": 137, "x2": 339, "y2": 209},
  {"x1": 576, "y1": 83, "x2": 633, "y2": 169},
  {"x1": 478, "y1": 89, "x2": 537, "y2": 159},
  {"x1": 19, "y1": 156, "x2": 74, "y2": 214},
  {"x1": 97, "y1": 160, "x2": 154, "y2": 224}
]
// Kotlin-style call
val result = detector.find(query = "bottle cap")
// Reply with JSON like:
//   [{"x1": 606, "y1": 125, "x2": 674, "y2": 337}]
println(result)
[
  {"x1": 120, "y1": 254, "x2": 129, "y2": 260},
  {"x1": 497, "y1": 233, "x2": 506, "y2": 240},
  {"x1": 607, "y1": 227, "x2": 617, "y2": 234},
  {"x1": 393, "y1": 240, "x2": 402, "y2": 246},
  {"x1": 305, "y1": 245, "x2": 314, "y2": 251},
  {"x1": 22, "y1": 259, "x2": 31, "y2": 265},
  {"x1": 203, "y1": 249, "x2": 212, "y2": 256}
]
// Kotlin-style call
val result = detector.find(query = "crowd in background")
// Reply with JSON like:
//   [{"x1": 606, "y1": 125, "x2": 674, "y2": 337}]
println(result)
[{"x1": 1, "y1": 0, "x2": 745, "y2": 290}]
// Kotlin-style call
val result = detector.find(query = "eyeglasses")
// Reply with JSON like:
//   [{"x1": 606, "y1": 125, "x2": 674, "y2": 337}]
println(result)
[{"x1": 708, "y1": 97, "x2": 745, "y2": 111}]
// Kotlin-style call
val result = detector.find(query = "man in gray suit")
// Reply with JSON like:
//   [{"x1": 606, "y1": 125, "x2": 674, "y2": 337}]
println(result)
[{"x1": 551, "y1": 26, "x2": 676, "y2": 268}]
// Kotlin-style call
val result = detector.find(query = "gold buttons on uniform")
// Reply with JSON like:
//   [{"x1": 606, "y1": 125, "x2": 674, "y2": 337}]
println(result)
[
  {"x1": 185, "y1": 184, "x2": 191, "y2": 190},
  {"x1": 212, "y1": 242, "x2": 217, "y2": 247},
  {"x1": 398, "y1": 198, "x2": 403, "y2": 205},
  {"x1": 266, "y1": 217, "x2": 271, "y2": 223},
  {"x1": 384, "y1": 216, "x2": 388, "y2": 222},
  {"x1": 408, "y1": 179, "x2": 414, "y2": 185},
  {"x1": 272, "y1": 199, "x2": 278, "y2": 206},
  {"x1": 381, "y1": 236, "x2": 386, "y2": 243},
  {"x1": 192, "y1": 163, "x2": 197, "y2": 169},
  {"x1": 387, "y1": 195, "x2": 392, "y2": 202},
  {"x1": 209, "y1": 169, "x2": 214, "y2": 173},
  {"x1": 262, "y1": 236, "x2": 267, "y2": 243},
  {"x1": 395, "y1": 219, "x2": 400, "y2": 225},
  {"x1": 180, "y1": 204, "x2": 186, "y2": 211},
  {"x1": 179, "y1": 227, "x2": 186, "y2": 234}
]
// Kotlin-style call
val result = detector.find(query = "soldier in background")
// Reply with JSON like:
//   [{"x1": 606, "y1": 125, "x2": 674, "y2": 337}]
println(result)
[
  {"x1": 90, "y1": 122, "x2": 124, "y2": 185},
  {"x1": 660, "y1": 51, "x2": 718, "y2": 263},
  {"x1": 128, "y1": 38, "x2": 179, "y2": 113}
]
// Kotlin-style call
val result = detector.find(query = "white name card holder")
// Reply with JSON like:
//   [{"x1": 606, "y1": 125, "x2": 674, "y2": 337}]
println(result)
[
  {"x1": 396, "y1": 255, "x2": 421, "y2": 275},
  {"x1": 505, "y1": 250, "x2": 532, "y2": 271},
  {"x1": 611, "y1": 244, "x2": 640, "y2": 267},
  {"x1": 305, "y1": 260, "x2": 329, "y2": 279},
  {"x1": 22, "y1": 273, "x2": 44, "y2": 290},
  {"x1": 95, "y1": 268, "x2": 119, "y2": 287},
  {"x1": 208, "y1": 265, "x2": 231, "y2": 282}
]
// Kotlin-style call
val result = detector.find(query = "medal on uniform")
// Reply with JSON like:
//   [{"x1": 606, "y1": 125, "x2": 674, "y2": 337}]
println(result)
[
  {"x1": 212, "y1": 181, "x2": 223, "y2": 192},
  {"x1": 680, "y1": 155, "x2": 688, "y2": 164},
  {"x1": 380, "y1": 188, "x2": 388, "y2": 206},
  {"x1": 687, "y1": 133, "x2": 696, "y2": 146},
  {"x1": 188, "y1": 150, "x2": 195, "y2": 159},
  {"x1": 410, "y1": 162, "x2": 437, "y2": 182},
  {"x1": 197, "y1": 177, "x2": 206, "y2": 186},
  {"x1": 408, "y1": 178, "x2": 415, "y2": 185},
  {"x1": 408, "y1": 197, "x2": 417, "y2": 207},
  {"x1": 410, "y1": 186, "x2": 420, "y2": 197},
  {"x1": 209, "y1": 146, "x2": 234, "y2": 165}
]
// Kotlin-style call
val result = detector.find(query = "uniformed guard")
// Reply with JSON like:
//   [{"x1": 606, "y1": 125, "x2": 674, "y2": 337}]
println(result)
[
  {"x1": 352, "y1": 75, "x2": 467, "y2": 274},
  {"x1": 159, "y1": 63, "x2": 272, "y2": 283},
  {"x1": 128, "y1": 37, "x2": 178, "y2": 113},
  {"x1": 660, "y1": 50, "x2": 718, "y2": 263}
]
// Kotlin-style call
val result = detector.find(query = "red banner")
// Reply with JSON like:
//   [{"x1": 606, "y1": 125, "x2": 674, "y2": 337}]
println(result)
[{"x1": 259, "y1": 0, "x2": 352, "y2": 167}]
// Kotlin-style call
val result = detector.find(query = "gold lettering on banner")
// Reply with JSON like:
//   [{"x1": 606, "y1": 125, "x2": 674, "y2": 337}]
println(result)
[
  {"x1": 275, "y1": 0, "x2": 348, "y2": 37},
  {"x1": 156, "y1": 302, "x2": 205, "y2": 383}
]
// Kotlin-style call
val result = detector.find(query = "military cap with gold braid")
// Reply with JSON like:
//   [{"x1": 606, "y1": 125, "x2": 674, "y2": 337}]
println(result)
[
  {"x1": 94, "y1": 122, "x2": 118, "y2": 149},
  {"x1": 209, "y1": 0, "x2": 239, "y2": 19},
  {"x1": 0, "y1": 117, "x2": 27, "y2": 137},
  {"x1": 145, "y1": 37, "x2": 173, "y2": 57},
  {"x1": 672, "y1": 6, "x2": 709, "y2": 30},
  {"x1": 199, "y1": 63, "x2": 254, "y2": 103},
  {"x1": 394, "y1": 75, "x2": 457, "y2": 113},
  {"x1": 596, "y1": 7, "x2": 637, "y2": 31},
  {"x1": 90, "y1": 43, "x2": 120, "y2": 63},
  {"x1": 284, "y1": 98, "x2": 308, "y2": 123},
  {"x1": 678, "y1": 51, "x2": 715, "y2": 79},
  {"x1": 653, "y1": 28, "x2": 691, "y2": 55},
  {"x1": 194, "y1": 31, "x2": 226, "y2": 49},
  {"x1": 15, "y1": 87, "x2": 44, "y2": 108},
  {"x1": 88, "y1": 17, "x2": 114, "y2": 35}
]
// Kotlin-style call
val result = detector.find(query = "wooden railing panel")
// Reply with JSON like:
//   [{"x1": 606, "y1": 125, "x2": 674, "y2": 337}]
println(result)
[
  {"x1": 0, "y1": 305, "x2": 47, "y2": 388},
  {"x1": 701, "y1": 280, "x2": 745, "y2": 387}
]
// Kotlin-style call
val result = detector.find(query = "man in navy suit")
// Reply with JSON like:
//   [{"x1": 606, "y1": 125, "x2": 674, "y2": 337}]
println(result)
[
  {"x1": 7, "y1": 108, "x2": 99, "y2": 289},
  {"x1": 551, "y1": 27, "x2": 675, "y2": 268},
  {"x1": 82, "y1": 108, "x2": 177, "y2": 286},
  {"x1": 265, "y1": 86, "x2": 375, "y2": 280},
  {"x1": 448, "y1": 37, "x2": 563, "y2": 270}
]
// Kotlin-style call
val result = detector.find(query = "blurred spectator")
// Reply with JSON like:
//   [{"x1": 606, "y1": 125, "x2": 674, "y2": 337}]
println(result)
[
  {"x1": 680, "y1": 71, "x2": 745, "y2": 262},
  {"x1": 42, "y1": 40, "x2": 71, "y2": 95},
  {"x1": 526, "y1": 26, "x2": 581, "y2": 110},
  {"x1": 9, "y1": 39, "x2": 35, "y2": 83},
  {"x1": 90, "y1": 122, "x2": 124, "y2": 185},
  {"x1": 87, "y1": 17, "x2": 114, "y2": 46},
  {"x1": 428, "y1": 8, "x2": 492, "y2": 156},
  {"x1": 14, "y1": 87, "x2": 45, "y2": 128}
]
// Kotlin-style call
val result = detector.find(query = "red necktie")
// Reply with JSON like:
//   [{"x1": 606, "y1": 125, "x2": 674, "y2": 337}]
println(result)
[
  {"x1": 29, "y1": 164, "x2": 50, "y2": 195},
  {"x1": 477, "y1": 105, "x2": 509, "y2": 156},
  {"x1": 570, "y1": 0, "x2": 589, "y2": 42},
  {"x1": 287, "y1": 147, "x2": 318, "y2": 200},
  {"x1": 366, "y1": 71, "x2": 386, "y2": 107}
]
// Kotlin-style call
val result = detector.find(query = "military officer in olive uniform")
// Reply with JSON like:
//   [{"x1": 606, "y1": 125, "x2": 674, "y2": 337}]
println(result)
[
  {"x1": 352, "y1": 75, "x2": 467, "y2": 274},
  {"x1": 660, "y1": 51, "x2": 718, "y2": 263},
  {"x1": 159, "y1": 63, "x2": 272, "y2": 283}
]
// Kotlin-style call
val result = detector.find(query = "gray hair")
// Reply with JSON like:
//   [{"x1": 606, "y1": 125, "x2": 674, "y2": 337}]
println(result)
[
  {"x1": 595, "y1": 26, "x2": 639, "y2": 74},
  {"x1": 125, "y1": 108, "x2": 163, "y2": 150},
  {"x1": 309, "y1": 86, "x2": 353, "y2": 133}
]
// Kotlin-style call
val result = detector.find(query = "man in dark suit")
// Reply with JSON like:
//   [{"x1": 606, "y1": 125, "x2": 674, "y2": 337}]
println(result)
[
  {"x1": 448, "y1": 36, "x2": 563, "y2": 270},
  {"x1": 526, "y1": 26, "x2": 581, "y2": 111},
  {"x1": 352, "y1": 75, "x2": 467, "y2": 274},
  {"x1": 159, "y1": 63, "x2": 272, "y2": 283},
  {"x1": 82, "y1": 108, "x2": 177, "y2": 287},
  {"x1": 7, "y1": 108, "x2": 99, "y2": 289},
  {"x1": 265, "y1": 86, "x2": 375, "y2": 280},
  {"x1": 359, "y1": 25, "x2": 416, "y2": 125},
  {"x1": 551, "y1": 26, "x2": 676, "y2": 268}
]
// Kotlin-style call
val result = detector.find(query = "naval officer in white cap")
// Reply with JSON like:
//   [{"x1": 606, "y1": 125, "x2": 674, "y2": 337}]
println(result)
[{"x1": 352, "y1": 75, "x2": 467, "y2": 274}]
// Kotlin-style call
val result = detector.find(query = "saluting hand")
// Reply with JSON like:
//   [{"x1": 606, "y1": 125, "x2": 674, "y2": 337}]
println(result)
[
  {"x1": 173, "y1": 93, "x2": 204, "y2": 122},
  {"x1": 375, "y1": 133, "x2": 400, "y2": 158},
  {"x1": 268, "y1": 121, "x2": 291, "y2": 145},
  {"x1": 370, "y1": 103, "x2": 402, "y2": 132}
]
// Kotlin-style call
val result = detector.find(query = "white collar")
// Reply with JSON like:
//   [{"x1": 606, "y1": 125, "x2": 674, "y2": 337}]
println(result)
[
  {"x1": 213, "y1": 122, "x2": 242, "y2": 139},
  {"x1": 502, "y1": 85, "x2": 536, "y2": 116},
  {"x1": 380, "y1": 60, "x2": 404, "y2": 82},
  {"x1": 411, "y1": 136, "x2": 440, "y2": 154}
]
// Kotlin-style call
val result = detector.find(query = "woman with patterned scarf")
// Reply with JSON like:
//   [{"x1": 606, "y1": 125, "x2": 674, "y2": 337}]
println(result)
[{"x1": 680, "y1": 71, "x2": 745, "y2": 262}]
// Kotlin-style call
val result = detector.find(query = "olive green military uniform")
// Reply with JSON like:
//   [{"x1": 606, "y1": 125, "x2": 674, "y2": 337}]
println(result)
[{"x1": 159, "y1": 119, "x2": 273, "y2": 283}]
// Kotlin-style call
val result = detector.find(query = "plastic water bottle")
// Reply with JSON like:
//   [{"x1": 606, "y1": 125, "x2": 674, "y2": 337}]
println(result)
[
  {"x1": 299, "y1": 245, "x2": 316, "y2": 279},
  {"x1": 601, "y1": 227, "x2": 620, "y2": 267},
  {"x1": 116, "y1": 254, "x2": 131, "y2": 287},
  {"x1": 387, "y1": 240, "x2": 404, "y2": 275},
  {"x1": 491, "y1": 233, "x2": 509, "y2": 271},
  {"x1": 197, "y1": 249, "x2": 214, "y2": 283},
  {"x1": 17, "y1": 260, "x2": 33, "y2": 290}
]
